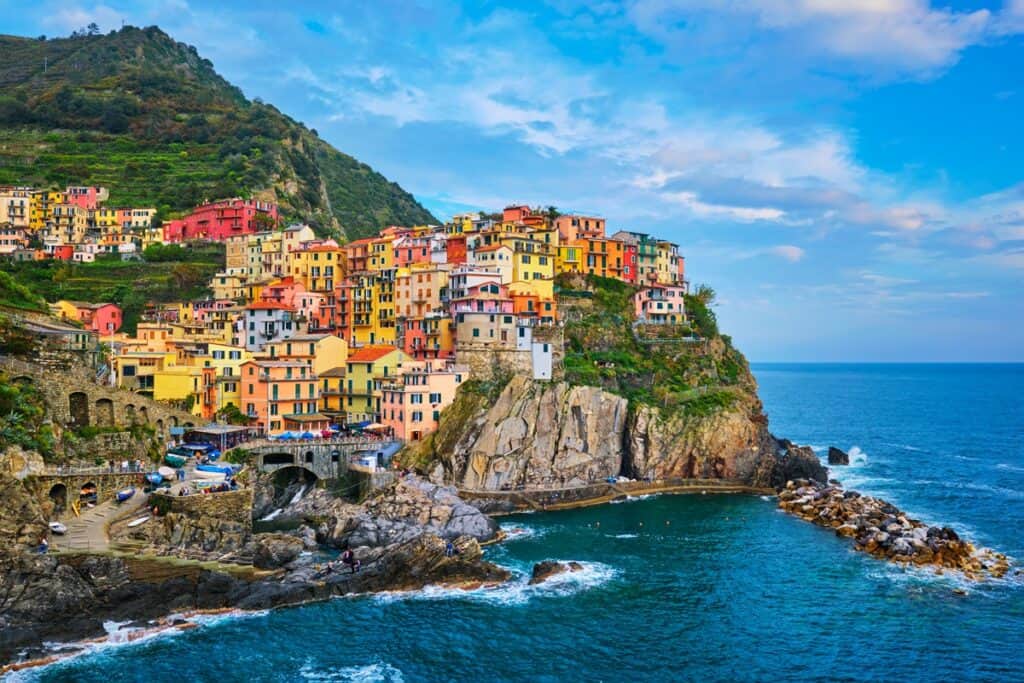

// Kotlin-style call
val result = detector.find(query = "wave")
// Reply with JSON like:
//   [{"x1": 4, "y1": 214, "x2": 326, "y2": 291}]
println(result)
[
  {"x1": 881, "y1": 442, "x2": 924, "y2": 452},
  {"x1": 299, "y1": 660, "x2": 405, "y2": 682},
  {"x1": 371, "y1": 560, "x2": 620, "y2": 607},
  {"x1": 610, "y1": 494, "x2": 657, "y2": 504},
  {"x1": 259, "y1": 508, "x2": 284, "y2": 521},
  {"x1": 996, "y1": 463, "x2": 1024, "y2": 474},
  {"x1": 7, "y1": 609, "x2": 270, "y2": 679},
  {"x1": 846, "y1": 446, "x2": 869, "y2": 466},
  {"x1": 911, "y1": 479, "x2": 1024, "y2": 501},
  {"x1": 498, "y1": 524, "x2": 543, "y2": 542},
  {"x1": 609, "y1": 533, "x2": 638, "y2": 539}
]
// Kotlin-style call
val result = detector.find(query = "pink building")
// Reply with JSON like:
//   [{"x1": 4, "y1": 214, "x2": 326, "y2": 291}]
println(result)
[
  {"x1": 634, "y1": 285, "x2": 687, "y2": 325},
  {"x1": 63, "y1": 302, "x2": 123, "y2": 334},
  {"x1": 381, "y1": 360, "x2": 467, "y2": 442},
  {"x1": 260, "y1": 277, "x2": 308, "y2": 309},
  {"x1": 64, "y1": 186, "x2": 107, "y2": 210},
  {"x1": 393, "y1": 235, "x2": 435, "y2": 267},
  {"x1": 554, "y1": 214, "x2": 606, "y2": 243},
  {"x1": 164, "y1": 198, "x2": 279, "y2": 242}
]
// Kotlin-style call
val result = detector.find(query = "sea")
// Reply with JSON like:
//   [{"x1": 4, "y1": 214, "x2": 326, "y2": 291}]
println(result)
[{"x1": 12, "y1": 363, "x2": 1024, "y2": 682}]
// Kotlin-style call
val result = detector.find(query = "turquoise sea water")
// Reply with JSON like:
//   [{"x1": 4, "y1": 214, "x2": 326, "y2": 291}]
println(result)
[{"x1": 18, "y1": 364, "x2": 1024, "y2": 682}]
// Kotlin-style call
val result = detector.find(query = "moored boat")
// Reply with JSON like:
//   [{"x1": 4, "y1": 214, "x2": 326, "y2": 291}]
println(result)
[
  {"x1": 164, "y1": 453, "x2": 187, "y2": 468},
  {"x1": 195, "y1": 464, "x2": 234, "y2": 477},
  {"x1": 145, "y1": 472, "x2": 163, "y2": 485},
  {"x1": 116, "y1": 487, "x2": 135, "y2": 503},
  {"x1": 48, "y1": 521, "x2": 67, "y2": 535},
  {"x1": 158, "y1": 466, "x2": 176, "y2": 479}
]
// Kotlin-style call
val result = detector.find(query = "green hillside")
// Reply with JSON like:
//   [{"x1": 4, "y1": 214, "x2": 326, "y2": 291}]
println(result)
[{"x1": 0, "y1": 26, "x2": 436, "y2": 238}]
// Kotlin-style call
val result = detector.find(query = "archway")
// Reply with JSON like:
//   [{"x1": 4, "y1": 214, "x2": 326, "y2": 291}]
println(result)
[
  {"x1": 304, "y1": 450, "x2": 315, "y2": 464},
  {"x1": 12, "y1": 375, "x2": 32, "y2": 385},
  {"x1": 262, "y1": 452, "x2": 295, "y2": 466},
  {"x1": 69, "y1": 392, "x2": 89, "y2": 427},
  {"x1": 125, "y1": 404, "x2": 136, "y2": 424},
  {"x1": 95, "y1": 398, "x2": 114, "y2": 427},
  {"x1": 183, "y1": 421, "x2": 195, "y2": 428},
  {"x1": 138, "y1": 406, "x2": 149, "y2": 424},
  {"x1": 169, "y1": 416, "x2": 178, "y2": 427},
  {"x1": 48, "y1": 483, "x2": 68, "y2": 517},
  {"x1": 155, "y1": 418, "x2": 164, "y2": 436}
]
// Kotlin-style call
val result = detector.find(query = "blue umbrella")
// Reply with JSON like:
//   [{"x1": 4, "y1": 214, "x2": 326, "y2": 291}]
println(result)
[{"x1": 300, "y1": 431, "x2": 315, "y2": 440}]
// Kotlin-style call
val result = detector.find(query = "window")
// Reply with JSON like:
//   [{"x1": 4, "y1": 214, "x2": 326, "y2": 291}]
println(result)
[
  {"x1": 411, "y1": 394, "x2": 423, "y2": 404},
  {"x1": 472, "y1": 328, "x2": 480, "y2": 338},
  {"x1": 429, "y1": 392, "x2": 442, "y2": 403},
  {"x1": 412, "y1": 411, "x2": 423, "y2": 422}
]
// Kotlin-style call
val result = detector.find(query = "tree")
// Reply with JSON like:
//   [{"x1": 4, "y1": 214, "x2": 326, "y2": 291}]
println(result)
[
  {"x1": 87, "y1": 22, "x2": 100, "y2": 36},
  {"x1": 692, "y1": 284, "x2": 716, "y2": 307}
]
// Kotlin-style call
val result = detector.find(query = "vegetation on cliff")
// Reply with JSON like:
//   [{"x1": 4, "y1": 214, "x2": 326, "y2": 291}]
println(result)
[
  {"x1": 558, "y1": 274, "x2": 754, "y2": 419},
  {"x1": 0, "y1": 373, "x2": 55, "y2": 457},
  {"x1": 0, "y1": 26, "x2": 436, "y2": 237}
]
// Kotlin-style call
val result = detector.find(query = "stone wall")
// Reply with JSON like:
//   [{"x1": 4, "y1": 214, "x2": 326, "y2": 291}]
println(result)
[
  {"x1": 0, "y1": 356, "x2": 195, "y2": 442},
  {"x1": 26, "y1": 472, "x2": 146, "y2": 519}
]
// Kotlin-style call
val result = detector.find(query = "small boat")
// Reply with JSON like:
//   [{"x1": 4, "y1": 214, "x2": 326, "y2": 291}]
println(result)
[
  {"x1": 158, "y1": 466, "x2": 176, "y2": 479},
  {"x1": 145, "y1": 472, "x2": 163, "y2": 485},
  {"x1": 196, "y1": 464, "x2": 234, "y2": 477},
  {"x1": 48, "y1": 521, "x2": 67, "y2": 535},
  {"x1": 164, "y1": 453, "x2": 187, "y2": 468},
  {"x1": 127, "y1": 516, "x2": 150, "y2": 528},
  {"x1": 116, "y1": 487, "x2": 135, "y2": 503}
]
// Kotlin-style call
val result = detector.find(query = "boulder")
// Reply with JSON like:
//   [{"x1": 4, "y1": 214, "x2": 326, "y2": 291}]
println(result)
[
  {"x1": 529, "y1": 560, "x2": 584, "y2": 585},
  {"x1": 252, "y1": 534, "x2": 304, "y2": 569},
  {"x1": 827, "y1": 447, "x2": 850, "y2": 466}
]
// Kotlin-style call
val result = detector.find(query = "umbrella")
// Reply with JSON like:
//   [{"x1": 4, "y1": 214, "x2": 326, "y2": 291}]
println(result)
[
  {"x1": 300, "y1": 431, "x2": 315, "y2": 440},
  {"x1": 277, "y1": 432, "x2": 295, "y2": 440},
  {"x1": 364, "y1": 423, "x2": 387, "y2": 432}
]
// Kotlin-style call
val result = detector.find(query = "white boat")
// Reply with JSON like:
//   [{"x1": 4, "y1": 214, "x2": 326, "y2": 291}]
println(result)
[
  {"x1": 158, "y1": 466, "x2": 176, "y2": 479},
  {"x1": 191, "y1": 469, "x2": 226, "y2": 481},
  {"x1": 127, "y1": 516, "x2": 150, "y2": 528},
  {"x1": 48, "y1": 521, "x2": 67, "y2": 535}
]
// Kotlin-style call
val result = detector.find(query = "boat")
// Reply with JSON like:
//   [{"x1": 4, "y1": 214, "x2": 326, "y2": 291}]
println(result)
[
  {"x1": 48, "y1": 521, "x2": 67, "y2": 535},
  {"x1": 116, "y1": 487, "x2": 136, "y2": 503},
  {"x1": 192, "y1": 469, "x2": 226, "y2": 481},
  {"x1": 158, "y1": 466, "x2": 176, "y2": 479},
  {"x1": 145, "y1": 472, "x2": 163, "y2": 485},
  {"x1": 127, "y1": 516, "x2": 150, "y2": 528},
  {"x1": 164, "y1": 453, "x2": 187, "y2": 468},
  {"x1": 196, "y1": 464, "x2": 234, "y2": 477}
]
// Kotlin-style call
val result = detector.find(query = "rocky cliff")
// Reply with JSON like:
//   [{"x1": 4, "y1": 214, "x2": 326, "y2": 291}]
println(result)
[{"x1": 404, "y1": 345, "x2": 821, "y2": 492}]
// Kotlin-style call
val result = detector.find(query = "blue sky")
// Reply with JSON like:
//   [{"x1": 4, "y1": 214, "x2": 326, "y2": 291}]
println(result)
[{"x1": 4, "y1": 1, "x2": 1024, "y2": 361}]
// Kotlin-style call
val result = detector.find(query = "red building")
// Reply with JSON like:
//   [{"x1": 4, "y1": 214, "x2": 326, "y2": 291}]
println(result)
[
  {"x1": 64, "y1": 186, "x2": 106, "y2": 211},
  {"x1": 446, "y1": 234, "x2": 467, "y2": 265},
  {"x1": 163, "y1": 199, "x2": 279, "y2": 242},
  {"x1": 51, "y1": 245, "x2": 74, "y2": 261}
]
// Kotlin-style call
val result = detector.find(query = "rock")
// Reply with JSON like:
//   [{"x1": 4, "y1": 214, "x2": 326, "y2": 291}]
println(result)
[
  {"x1": 528, "y1": 560, "x2": 584, "y2": 585},
  {"x1": 766, "y1": 441, "x2": 829, "y2": 488},
  {"x1": 252, "y1": 534, "x2": 304, "y2": 569},
  {"x1": 827, "y1": 447, "x2": 850, "y2": 466}
]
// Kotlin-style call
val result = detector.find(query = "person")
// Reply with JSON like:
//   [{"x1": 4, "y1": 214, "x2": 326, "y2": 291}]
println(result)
[
  {"x1": 38, "y1": 536, "x2": 48, "y2": 554},
  {"x1": 445, "y1": 540, "x2": 458, "y2": 558},
  {"x1": 341, "y1": 549, "x2": 360, "y2": 574},
  {"x1": 177, "y1": 468, "x2": 185, "y2": 482}
]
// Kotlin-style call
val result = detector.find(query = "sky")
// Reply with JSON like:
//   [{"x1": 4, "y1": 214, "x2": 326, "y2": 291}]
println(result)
[{"x1": 3, "y1": 0, "x2": 1024, "y2": 362}]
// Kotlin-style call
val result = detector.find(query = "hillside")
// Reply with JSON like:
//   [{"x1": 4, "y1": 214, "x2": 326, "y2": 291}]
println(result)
[{"x1": 0, "y1": 26, "x2": 436, "y2": 238}]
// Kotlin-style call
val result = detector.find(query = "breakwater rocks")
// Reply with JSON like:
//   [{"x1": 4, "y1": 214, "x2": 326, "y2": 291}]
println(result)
[{"x1": 778, "y1": 480, "x2": 1011, "y2": 580}]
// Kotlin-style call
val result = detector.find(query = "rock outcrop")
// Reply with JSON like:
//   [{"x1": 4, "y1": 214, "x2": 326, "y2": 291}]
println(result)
[
  {"x1": 828, "y1": 447, "x2": 850, "y2": 466},
  {"x1": 419, "y1": 376, "x2": 629, "y2": 490},
  {"x1": 778, "y1": 479, "x2": 1010, "y2": 579},
  {"x1": 529, "y1": 560, "x2": 583, "y2": 585}
]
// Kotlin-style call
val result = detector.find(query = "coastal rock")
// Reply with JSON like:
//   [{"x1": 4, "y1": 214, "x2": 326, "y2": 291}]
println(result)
[
  {"x1": 252, "y1": 534, "x2": 304, "y2": 569},
  {"x1": 529, "y1": 560, "x2": 584, "y2": 585},
  {"x1": 777, "y1": 479, "x2": 1010, "y2": 580},
  {"x1": 828, "y1": 447, "x2": 850, "y2": 466}
]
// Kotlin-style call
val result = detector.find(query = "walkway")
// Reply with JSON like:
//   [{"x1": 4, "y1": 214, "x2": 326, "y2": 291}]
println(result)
[{"x1": 52, "y1": 493, "x2": 148, "y2": 552}]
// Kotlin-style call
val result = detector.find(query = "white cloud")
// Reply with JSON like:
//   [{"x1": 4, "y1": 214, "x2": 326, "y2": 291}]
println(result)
[
  {"x1": 769, "y1": 245, "x2": 806, "y2": 262},
  {"x1": 42, "y1": 3, "x2": 124, "y2": 33}
]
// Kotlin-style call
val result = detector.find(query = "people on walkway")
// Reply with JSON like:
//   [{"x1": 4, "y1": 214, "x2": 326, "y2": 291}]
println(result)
[
  {"x1": 38, "y1": 536, "x2": 49, "y2": 554},
  {"x1": 445, "y1": 540, "x2": 457, "y2": 558}
]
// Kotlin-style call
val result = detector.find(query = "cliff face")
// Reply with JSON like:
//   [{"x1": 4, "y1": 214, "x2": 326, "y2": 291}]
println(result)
[{"x1": 406, "y1": 356, "x2": 798, "y2": 491}]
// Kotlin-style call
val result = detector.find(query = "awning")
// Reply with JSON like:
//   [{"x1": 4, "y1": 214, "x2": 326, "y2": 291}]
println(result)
[
  {"x1": 349, "y1": 420, "x2": 372, "y2": 430},
  {"x1": 364, "y1": 422, "x2": 388, "y2": 432}
]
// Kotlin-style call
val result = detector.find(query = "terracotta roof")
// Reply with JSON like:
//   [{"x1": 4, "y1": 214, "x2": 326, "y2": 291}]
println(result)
[
  {"x1": 473, "y1": 244, "x2": 510, "y2": 253},
  {"x1": 246, "y1": 302, "x2": 295, "y2": 311},
  {"x1": 347, "y1": 345, "x2": 399, "y2": 362}
]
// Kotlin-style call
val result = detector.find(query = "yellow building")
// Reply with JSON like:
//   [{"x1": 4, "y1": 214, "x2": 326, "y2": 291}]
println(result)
[
  {"x1": 343, "y1": 345, "x2": 407, "y2": 424},
  {"x1": 152, "y1": 364, "x2": 204, "y2": 413},
  {"x1": 29, "y1": 190, "x2": 65, "y2": 231},
  {"x1": 265, "y1": 333, "x2": 347, "y2": 375},
  {"x1": 211, "y1": 271, "x2": 247, "y2": 300},
  {"x1": 368, "y1": 235, "x2": 395, "y2": 271},
  {"x1": 348, "y1": 273, "x2": 376, "y2": 345},
  {"x1": 502, "y1": 235, "x2": 556, "y2": 285},
  {"x1": 116, "y1": 350, "x2": 176, "y2": 394},
  {"x1": 289, "y1": 243, "x2": 345, "y2": 292}
]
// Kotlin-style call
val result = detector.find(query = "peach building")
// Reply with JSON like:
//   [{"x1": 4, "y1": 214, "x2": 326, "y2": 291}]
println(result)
[{"x1": 381, "y1": 360, "x2": 468, "y2": 441}]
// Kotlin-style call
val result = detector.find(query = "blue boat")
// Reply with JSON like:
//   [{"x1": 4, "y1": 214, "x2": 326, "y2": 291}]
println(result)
[
  {"x1": 116, "y1": 487, "x2": 135, "y2": 503},
  {"x1": 145, "y1": 472, "x2": 163, "y2": 485},
  {"x1": 195, "y1": 464, "x2": 234, "y2": 477}
]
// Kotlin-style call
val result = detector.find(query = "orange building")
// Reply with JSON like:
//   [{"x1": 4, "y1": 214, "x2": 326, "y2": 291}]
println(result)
[{"x1": 239, "y1": 360, "x2": 327, "y2": 435}]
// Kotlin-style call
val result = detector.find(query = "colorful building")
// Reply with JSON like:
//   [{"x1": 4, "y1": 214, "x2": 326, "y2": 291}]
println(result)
[{"x1": 164, "y1": 198, "x2": 279, "y2": 242}]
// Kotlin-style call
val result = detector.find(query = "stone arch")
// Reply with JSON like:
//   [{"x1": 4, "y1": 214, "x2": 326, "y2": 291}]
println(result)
[
  {"x1": 125, "y1": 404, "x2": 137, "y2": 425},
  {"x1": 48, "y1": 483, "x2": 68, "y2": 517},
  {"x1": 262, "y1": 452, "x2": 295, "y2": 466},
  {"x1": 11, "y1": 375, "x2": 33, "y2": 385},
  {"x1": 272, "y1": 465, "x2": 319, "y2": 485},
  {"x1": 155, "y1": 418, "x2": 164, "y2": 436},
  {"x1": 169, "y1": 416, "x2": 179, "y2": 427},
  {"x1": 304, "y1": 450, "x2": 315, "y2": 464},
  {"x1": 69, "y1": 392, "x2": 90, "y2": 427},
  {"x1": 183, "y1": 421, "x2": 194, "y2": 428},
  {"x1": 95, "y1": 398, "x2": 114, "y2": 427},
  {"x1": 138, "y1": 406, "x2": 149, "y2": 425}
]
